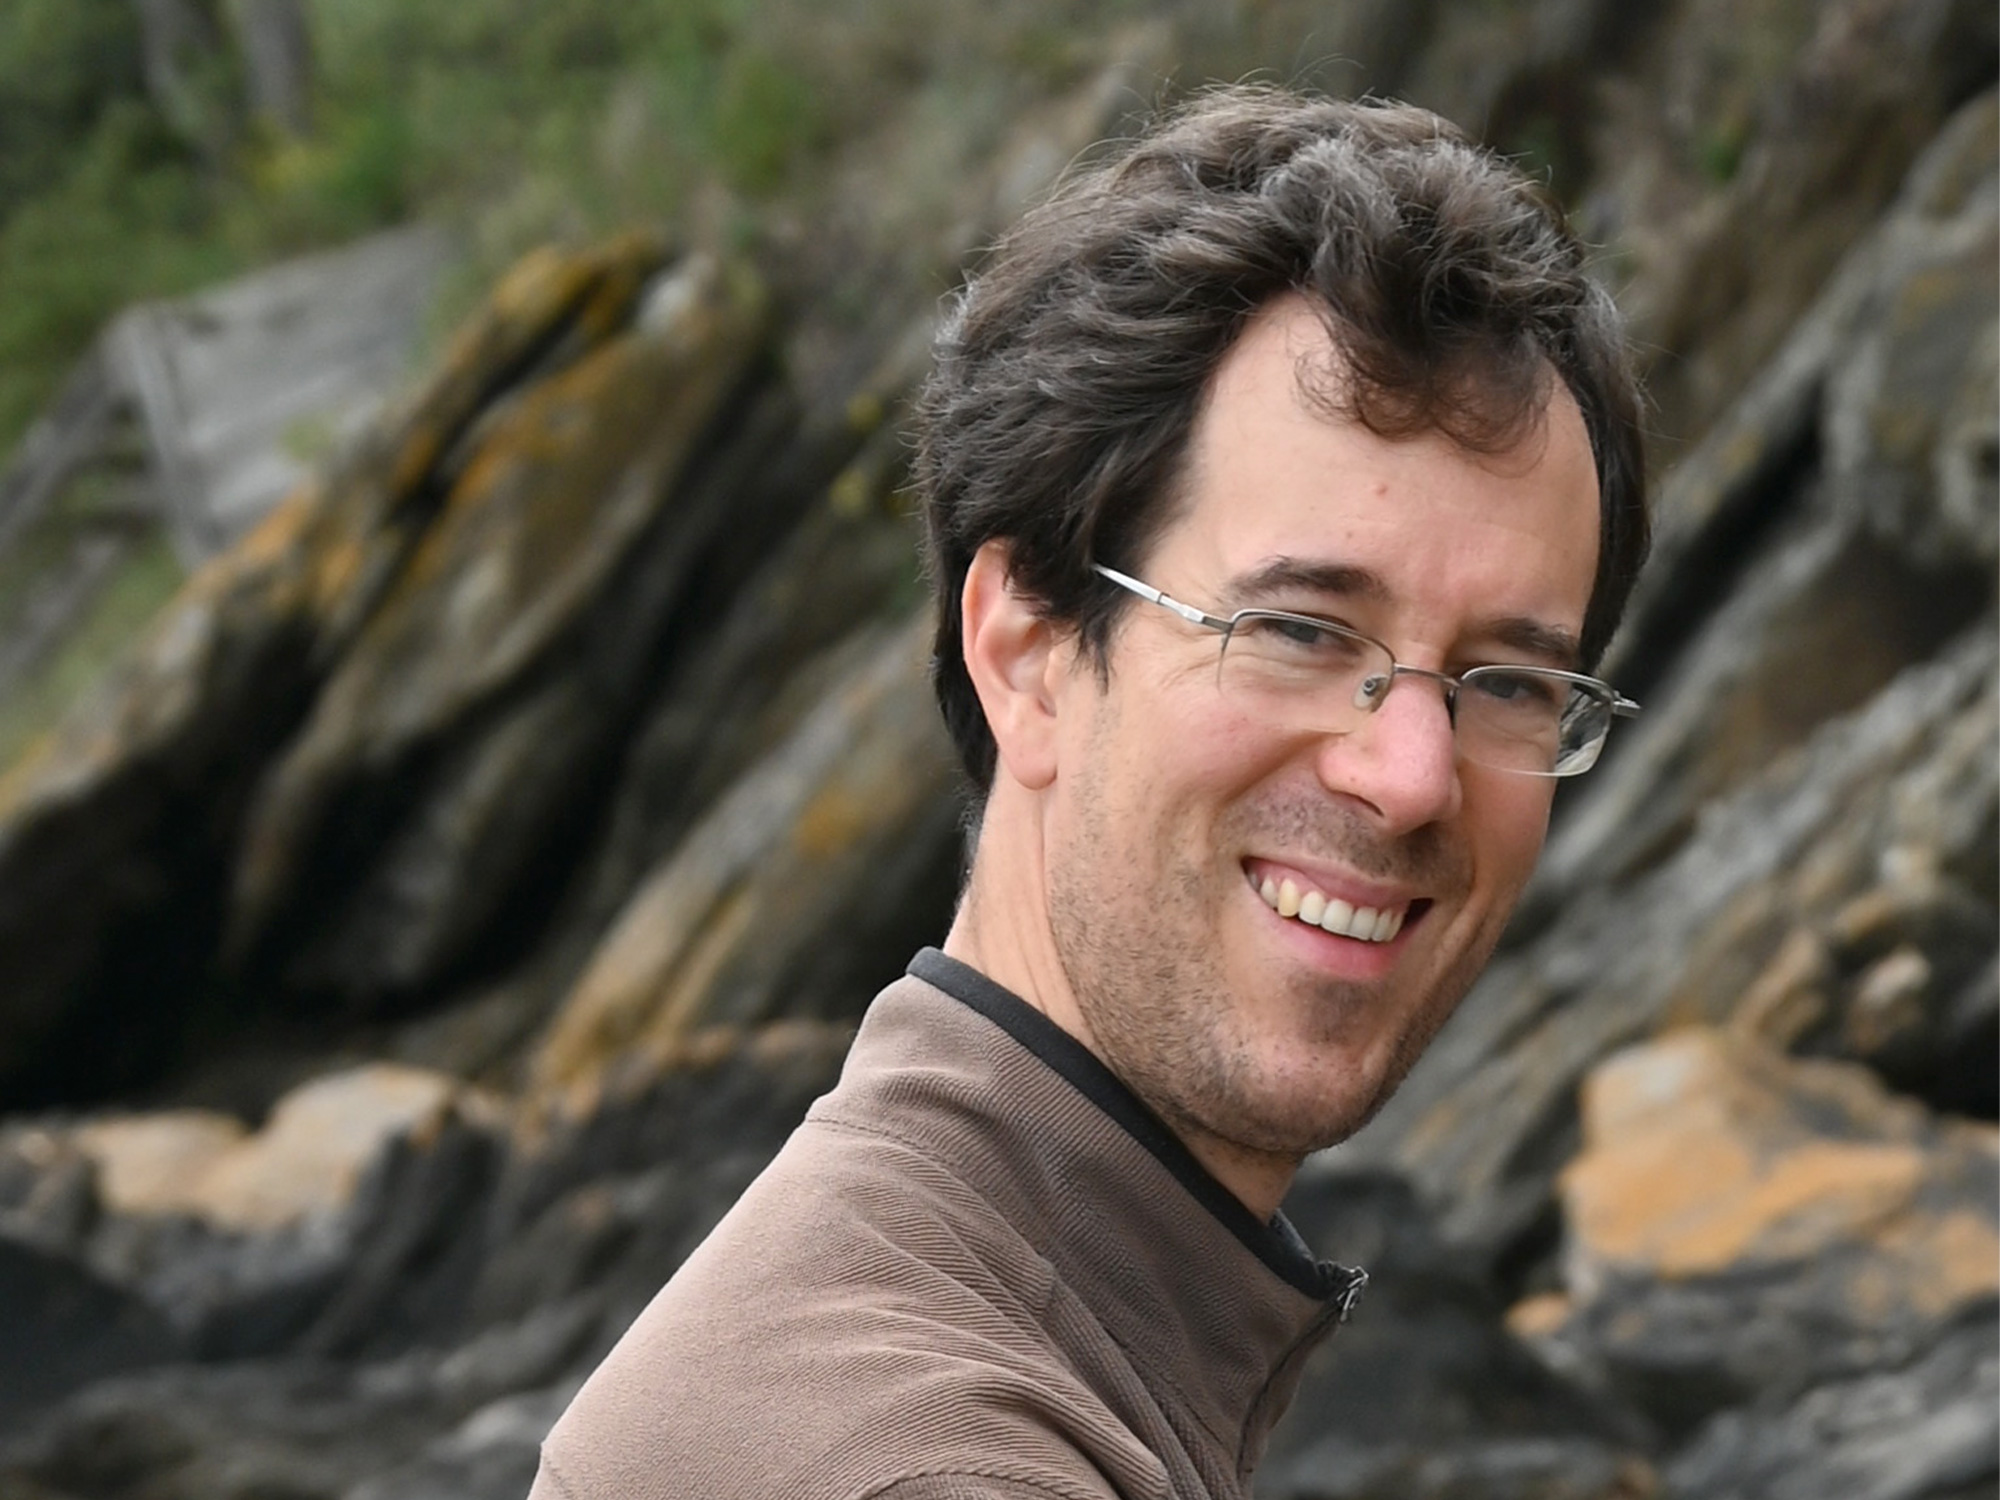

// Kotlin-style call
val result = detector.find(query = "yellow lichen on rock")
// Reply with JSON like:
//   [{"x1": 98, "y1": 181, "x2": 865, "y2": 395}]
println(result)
[
  {"x1": 72, "y1": 1111, "x2": 249, "y2": 1217},
  {"x1": 190, "y1": 1064, "x2": 459, "y2": 1233},
  {"x1": 1564, "y1": 1030, "x2": 1991, "y2": 1280},
  {"x1": 1542, "y1": 1024, "x2": 1999, "y2": 1404},
  {"x1": 60, "y1": 1065, "x2": 469, "y2": 1234},
  {"x1": 525, "y1": 611, "x2": 951, "y2": 1128}
]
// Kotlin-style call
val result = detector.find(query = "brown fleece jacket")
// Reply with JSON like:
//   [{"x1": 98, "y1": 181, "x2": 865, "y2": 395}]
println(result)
[{"x1": 529, "y1": 949, "x2": 1364, "y2": 1500}]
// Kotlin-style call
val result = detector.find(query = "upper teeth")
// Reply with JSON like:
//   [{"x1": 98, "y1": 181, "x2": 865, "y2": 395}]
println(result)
[{"x1": 1258, "y1": 876, "x2": 1406, "y2": 943}]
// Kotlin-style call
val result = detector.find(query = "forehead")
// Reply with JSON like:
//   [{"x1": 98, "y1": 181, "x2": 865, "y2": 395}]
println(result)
[{"x1": 1158, "y1": 297, "x2": 1601, "y2": 639}]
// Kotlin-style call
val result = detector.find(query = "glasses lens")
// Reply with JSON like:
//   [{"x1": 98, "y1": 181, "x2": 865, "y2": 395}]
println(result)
[
  {"x1": 1214, "y1": 613, "x2": 1619, "y2": 778},
  {"x1": 1458, "y1": 669, "x2": 1608, "y2": 775},
  {"x1": 1217, "y1": 611, "x2": 1394, "y2": 730},
  {"x1": 1552, "y1": 687, "x2": 1615, "y2": 774}
]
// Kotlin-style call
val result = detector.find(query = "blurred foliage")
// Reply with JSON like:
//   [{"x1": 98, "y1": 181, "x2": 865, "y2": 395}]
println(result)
[
  {"x1": 0, "y1": 0, "x2": 1176, "y2": 452},
  {"x1": 0, "y1": 0, "x2": 1175, "y2": 461},
  {"x1": 0, "y1": 0, "x2": 892, "y2": 456},
  {"x1": 0, "y1": 527, "x2": 181, "y2": 771},
  {"x1": 0, "y1": 94, "x2": 234, "y2": 462},
  {"x1": 0, "y1": 0, "x2": 147, "y2": 220}
]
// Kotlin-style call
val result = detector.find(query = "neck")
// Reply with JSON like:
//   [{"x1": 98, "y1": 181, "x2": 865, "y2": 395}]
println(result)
[{"x1": 944, "y1": 804, "x2": 1301, "y2": 1223}]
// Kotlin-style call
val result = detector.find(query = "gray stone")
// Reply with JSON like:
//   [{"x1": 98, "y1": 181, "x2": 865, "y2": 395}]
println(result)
[
  {"x1": 0, "y1": 1230, "x2": 182, "y2": 1428},
  {"x1": 1263, "y1": 1168, "x2": 1642, "y2": 1496},
  {"x1": 1605, "y1": 0, "x2": 1996, "y2": 448},
  {"x1": 1525, "y1": 1031, "x2": 1998, "y2": 1435},
  {"x1": 222, "y1": 253, "x2": 774, "y2": 1008},
  {"x1": 0, "y1": 1361, "x2": 442, "y2": 1500},
  {"x1": 483, "y1": 1019, "x2": 856, "y2": 1335},
  {"x1": 522, "y1": 611, "x2": 958, "y2": 1126},
  {"x1": 1663, "y1": 1315, "x2": 1999, "y2": 1500},
  {"x1": 104, "y1": 226, "x2": 454, "y2": 562},
  {"x1": 1261, "y1": 1435, "x2": 1652, "y2": 1500},
  {"x1": 534, "y1": 497, "x2": 931, "y2": 1012},
  {"x1": 0, "y1": 1129, "x2": 99, "y2": 1256},
  {"x1": 1551, "y1": 86, "x2": 2000, "y2": 905},
  {"x1": 341, "y1": 1384, "x2": 576, "y2": 1500},
  {"x1": 0, "y1": 234, "x2": 683, "y2": 1109},
  {"x1": 1822, "y1": 89, "x2": 1999, "y2": 568}
]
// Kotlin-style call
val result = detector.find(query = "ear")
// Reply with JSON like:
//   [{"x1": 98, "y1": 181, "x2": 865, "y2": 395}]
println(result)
[{"x1": 960, "y1": 540, "x2": 1067, "y2": 792}]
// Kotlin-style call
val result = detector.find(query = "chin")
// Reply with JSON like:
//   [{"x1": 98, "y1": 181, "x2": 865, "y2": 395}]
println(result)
[
  {"x1": 1275, "y1": 1091, "x2": 1390, "y2": 1156},
  {"x1": 1245, "y1": 1030, "x2": 1423, "y2": 1153},
  {"x1": 1204, "y1": 1061, "x2": 1396, "y2": 1159}
]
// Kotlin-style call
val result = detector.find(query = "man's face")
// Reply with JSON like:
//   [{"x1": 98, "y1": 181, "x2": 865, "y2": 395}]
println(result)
[{"x1": 1041, "y1": 296, "x2": 1601, "y2": 1169}]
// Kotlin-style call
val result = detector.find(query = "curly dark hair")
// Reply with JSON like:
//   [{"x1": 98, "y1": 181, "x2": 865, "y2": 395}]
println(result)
[{"x1": 913, "y1": 85, "x2": 1648, "y2": 800}]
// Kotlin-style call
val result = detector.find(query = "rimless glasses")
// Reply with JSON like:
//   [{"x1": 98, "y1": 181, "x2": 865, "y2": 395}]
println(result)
[{"x1": 1092, "y1": 563, "x2": 1639, "y2": 777}]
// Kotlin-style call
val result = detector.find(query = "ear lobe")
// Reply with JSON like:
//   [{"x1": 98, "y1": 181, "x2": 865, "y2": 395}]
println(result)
[{"x1": 960, "y1": 540, "x2": 1063, "y2": 792}]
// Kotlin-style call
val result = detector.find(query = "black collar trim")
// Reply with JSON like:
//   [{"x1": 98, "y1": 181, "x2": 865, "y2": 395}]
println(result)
[{"x1": 907, "y1": 948, "x2": 1361, "y2": 1305}]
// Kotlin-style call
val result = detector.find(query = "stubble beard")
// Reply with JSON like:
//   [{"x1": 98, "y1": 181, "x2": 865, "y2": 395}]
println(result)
[{"x1": 1046, "y1": 780, "x2": 1488, "y2": 1164}]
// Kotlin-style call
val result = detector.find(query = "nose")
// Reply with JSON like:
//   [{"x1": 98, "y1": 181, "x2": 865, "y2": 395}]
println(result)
[{"x1": 1315, "y1": 671, "x2": 1463, "y2": 832}]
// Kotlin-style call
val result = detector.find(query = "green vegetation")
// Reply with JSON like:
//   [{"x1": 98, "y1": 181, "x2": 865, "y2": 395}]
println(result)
[
  {"x1": 0, "y1": 528, "x2": 181, "y2": 770},
  {"x1": 0, "y1": 0, "x2": 1168, "y2": 464},
  {"x1": 0, "y1": 0, "x2": 835, "y2": 457},
  {"x1": 1695, "y1": 115, "x2": 1750, "y2": 185},
  {"x1": 0, "y1": 0, "x2": 1161, "y2": 768},
  {"x1": 0, "y1": 0, "x2": 1171, "y2": 460},
  {"x1": 0, "y1": 0, "x2": 144, "y2": 219}
]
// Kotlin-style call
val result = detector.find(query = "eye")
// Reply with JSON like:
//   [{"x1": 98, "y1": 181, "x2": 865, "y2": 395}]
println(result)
[
  {"x1": 1235, "y1": 612, "x2": 1370, "y2": 661},
  {"x1": 1269, "y1": 616, "x2": 1333, "y2": 648},
  {"x1": 1465, "y1": 669, "x2": 1565, "y2": 711}
]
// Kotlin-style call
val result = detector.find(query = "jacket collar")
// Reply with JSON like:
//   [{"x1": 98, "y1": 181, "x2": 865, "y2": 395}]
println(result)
[{"x1": 823, "y1": 951, "x2": 1365, "y2": 1480}]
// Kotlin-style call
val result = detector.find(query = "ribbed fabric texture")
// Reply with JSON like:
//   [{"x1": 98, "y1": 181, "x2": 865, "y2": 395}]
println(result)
[{"x1": 530, "y1": 955, "x2": 1364, "y2": 1500}]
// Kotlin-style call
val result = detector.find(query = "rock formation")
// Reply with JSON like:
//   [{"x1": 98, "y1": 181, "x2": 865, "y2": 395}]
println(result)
[{"x1": 0, "y1": 2, "x2": 1992, "y2": 1497}]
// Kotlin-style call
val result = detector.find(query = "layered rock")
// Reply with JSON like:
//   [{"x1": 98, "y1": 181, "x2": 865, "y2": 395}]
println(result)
[
  {"x1": 0, "y1": 231, "x2": 718, "y2": 1104},
  {"x1": 1336, "y1": 81, "x2": 2000, "y2": 1263},
  {"x1": 222, "y1": 252, "x2": 778, "y2": 1008},
  {"x1": 1519, "y1": 1030, "x2": 1997, "y2": 1435},
  {"x1": 0, "y1": 3, "x2": 1992, "y2": 1499}
]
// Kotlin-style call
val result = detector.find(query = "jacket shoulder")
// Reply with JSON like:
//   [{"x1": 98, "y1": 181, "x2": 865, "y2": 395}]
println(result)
[{"x1": 530, "y1": 1116, "x2": 1160, "y2": 1500}]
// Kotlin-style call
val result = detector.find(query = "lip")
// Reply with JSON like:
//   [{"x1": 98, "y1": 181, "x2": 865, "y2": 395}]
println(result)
[
  {"x1": 1241, "y1": 856, "x2": 1422, "y2": 915},
  {"x1": 1240, "y1": 857, "x2": 1431, "y2": 979}
]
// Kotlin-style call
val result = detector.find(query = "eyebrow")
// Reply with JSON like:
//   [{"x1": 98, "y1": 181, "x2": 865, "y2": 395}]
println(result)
[
  {"x1": 1225, "y1": 556, "x2": 1389, "y2": 608},
  {"x1": 1223, "y1": 554, "x2": 1584, "y2": 670},
  {"x1": 1483, "y1": 616, "x2": 1583, "y2": 670}
]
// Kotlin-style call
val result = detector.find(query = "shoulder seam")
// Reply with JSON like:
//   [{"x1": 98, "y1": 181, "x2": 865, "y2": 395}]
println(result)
[{"x1": 811, "y1": 1110, "x2": 967, "y2": 1175}]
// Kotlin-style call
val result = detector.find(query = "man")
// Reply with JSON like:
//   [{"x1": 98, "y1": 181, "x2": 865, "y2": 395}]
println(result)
[{"x1": 531, "y1": 85, "x2": 1647, "y2": 1500}]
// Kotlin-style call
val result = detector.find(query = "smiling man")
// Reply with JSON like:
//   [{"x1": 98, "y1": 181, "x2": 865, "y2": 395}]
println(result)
[
  {"x1": 959, "y1": 293, "x2": 1613, "y2": 1220},
  {"x1": 532, "y1": 86, "x2": 1647, "y2": 1500}
]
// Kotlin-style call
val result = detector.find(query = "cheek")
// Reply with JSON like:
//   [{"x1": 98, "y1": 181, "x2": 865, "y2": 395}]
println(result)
[
  {"x1": 1465, "y1": 780, "x2": 1557, "y2": 896},
  {"x1": 1069, "y1": 668, "x2": 1267, "y2": 807}
]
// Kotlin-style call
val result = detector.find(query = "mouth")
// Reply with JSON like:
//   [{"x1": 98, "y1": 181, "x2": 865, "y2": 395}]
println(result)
[{"x1": 1248, "y1": 865, "x2": 1430, "y2": 944}]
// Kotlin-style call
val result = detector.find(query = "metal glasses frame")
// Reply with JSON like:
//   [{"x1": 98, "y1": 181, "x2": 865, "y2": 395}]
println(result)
[{"x1": 1090, "y1": 563, "x2": 1640, "y2": 777}]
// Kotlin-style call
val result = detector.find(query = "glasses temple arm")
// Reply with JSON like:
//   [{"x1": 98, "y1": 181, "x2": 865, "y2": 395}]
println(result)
[{"x1": 1091, "y1": 564, "x2": 1229, "y2": 630}]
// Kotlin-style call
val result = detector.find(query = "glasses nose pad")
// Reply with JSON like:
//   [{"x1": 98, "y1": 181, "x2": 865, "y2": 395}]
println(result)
[{"x1": 1352, "y1": 673, "x2": 1392, "y2": 712}]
